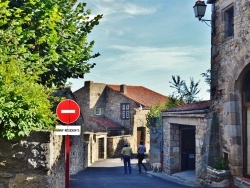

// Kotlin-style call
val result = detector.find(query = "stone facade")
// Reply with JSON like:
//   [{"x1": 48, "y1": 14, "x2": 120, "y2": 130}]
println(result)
[
  {"x1": 0, "y1": 132, "x2": 64, "y2": 188},
  {"x1": 83, "y1": 132, "x2": 107, "y2": 166},
  {"x1": 160, "y1": 0, "x2": 250, "y2": 186},
  {"x1": 107, "y1": 135, "x2": 134, "y2": 158},
  {"x1": 73, "y1": 81, "x2": 152, "y2": 160},
  {"x1": 149, "y1": 125, "x2": 162, "y2": 164},
  {"x1": 209, "y1": 0, "x2": 250, "y2": 181},
  {"x1": 162, "y1": 108, "x2": 211, "y2": 182}
]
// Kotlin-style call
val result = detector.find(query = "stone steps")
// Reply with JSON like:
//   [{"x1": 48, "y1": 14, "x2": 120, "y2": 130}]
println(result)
[{"x1": 235, "y1": 177, "x2": 250, "y2": 188}]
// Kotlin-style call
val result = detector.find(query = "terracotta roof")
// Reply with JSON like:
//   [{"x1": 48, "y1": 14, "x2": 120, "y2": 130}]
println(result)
[
  {"x1": 107, "y1": 85, "x2": 168, "y2": 107},
  {"x1": 90, "y1": 117, "x2": 125, "y2": 130},
  {"x1": 163, "y1": 100, "x2": 211, "y2": 112}
]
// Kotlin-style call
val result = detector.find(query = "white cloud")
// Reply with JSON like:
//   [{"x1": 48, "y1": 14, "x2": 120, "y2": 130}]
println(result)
[
  {"x1": 124, "y1": 3, "x2": 157, "y2": 15},
  {"x1": 104, "y1": 45, "x2": 209, "y2": 72},
  {"x1": 84, "y1": 0, "x2": 158, "y2": 22}
]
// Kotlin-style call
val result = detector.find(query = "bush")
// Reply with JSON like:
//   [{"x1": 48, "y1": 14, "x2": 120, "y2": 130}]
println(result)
[{"x1": 213, "y1": 158, "x2": 229, "y2": 170}]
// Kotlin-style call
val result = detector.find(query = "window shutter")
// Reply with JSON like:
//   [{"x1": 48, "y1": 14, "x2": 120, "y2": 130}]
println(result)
[
  {"x1": 101, "y1": 108, "x2": 105, "y2": 115},
  {"x1": 93, "y1": 107, "x2": 96, "y2": 115}
]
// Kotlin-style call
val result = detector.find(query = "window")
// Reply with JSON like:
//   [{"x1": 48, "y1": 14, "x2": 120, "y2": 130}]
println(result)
[
  {"x1": 96, "y1": 107, "x2": 102, "y2": 115},
  {"x1": 121, "y1": 103, "x2": 130, "y2": 119},
  {"x1": 224, "y1": 6, "x2": 234, "y2": 38},
  {"x1": 94, "y1": 107, "x2": 104, "y2": 116}
]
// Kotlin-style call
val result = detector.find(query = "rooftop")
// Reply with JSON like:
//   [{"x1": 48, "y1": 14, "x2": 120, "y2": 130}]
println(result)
[
  {"x1": 90, "y1": 117, "x2": 125, "y2": 130},
  {"x1": 107, "y1": 85, "x2": 168, "y2": 107},
  {"x1": 163, "y1": 100, "x2": 211, "y2": 112}
]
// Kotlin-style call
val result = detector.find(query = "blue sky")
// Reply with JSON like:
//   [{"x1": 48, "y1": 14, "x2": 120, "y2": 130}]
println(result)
[{"x1": 69, "y1": 0, "x2": 212, "y2": 100}]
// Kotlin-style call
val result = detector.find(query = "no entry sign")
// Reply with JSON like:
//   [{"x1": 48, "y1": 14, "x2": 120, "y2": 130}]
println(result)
[{"x1": 56, "y1": 99, "x2": 80, "y2": 124}]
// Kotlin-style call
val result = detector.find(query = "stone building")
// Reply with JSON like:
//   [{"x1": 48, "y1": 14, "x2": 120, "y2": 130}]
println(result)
[
  {"x1": 73, "y1": 81, "x2": 168, "y2": 157},
  {"x1": 162, "y1": 101, "x2": 215, "y2": 185},
  {"x1": 208, "y1": 0, "x2": 250, "y2": 186},
  {"x1": 162, "y1": 0, "x2": 250, "y2": 187}
]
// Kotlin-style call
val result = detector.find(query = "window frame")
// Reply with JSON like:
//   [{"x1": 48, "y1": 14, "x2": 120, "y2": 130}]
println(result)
[
  {"x1": 95, "y1": 107, "x2": 102, "y2": 116},
  {"x1": 224, "y1": 5, "x2": 234, "y2": 39},
  {"x1": 121, "y1": 103, "x2": 130, "y2": 120}
]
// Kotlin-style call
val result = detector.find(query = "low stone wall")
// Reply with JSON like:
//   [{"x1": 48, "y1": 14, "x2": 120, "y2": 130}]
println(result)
[
  {"x1": 0, "y1": 131, "x2": 65, "y2": 188},
  {"x1": 69, "y1": 135, "x2": 84, "y2": 175},
  {"x1": 107, "y1": 135, "x2": 133, "y2": 158},
  {"x1": 202, "y1": 166, "x2": 232, "y2": 187},
  {"x1": 0, "y1": 130, "x2": 85, "y2": 188}
]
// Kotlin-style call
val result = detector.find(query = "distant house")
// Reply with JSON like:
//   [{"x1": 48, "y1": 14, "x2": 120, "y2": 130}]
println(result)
[{"x1": 74, "y1": 81, "x2": 168, "y2": 161}]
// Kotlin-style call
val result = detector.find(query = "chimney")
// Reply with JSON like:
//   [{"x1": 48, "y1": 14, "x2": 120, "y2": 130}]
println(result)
[
  {"x1": 84, "y1": 81, "x2": 93, "y2": 88},
  {"x1": 120, "y1": 84, "x2": 127, "y2": 94}
]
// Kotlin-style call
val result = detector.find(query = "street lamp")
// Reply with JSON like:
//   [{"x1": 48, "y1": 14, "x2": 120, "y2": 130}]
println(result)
[{"x1": 193, "y1": 0, "x2": 211, "y2": 25}]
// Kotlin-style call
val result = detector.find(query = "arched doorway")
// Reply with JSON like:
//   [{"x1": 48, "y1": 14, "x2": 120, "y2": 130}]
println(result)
[{"x1": 243, "y1": 73, "x2": 250, "y2": 177}]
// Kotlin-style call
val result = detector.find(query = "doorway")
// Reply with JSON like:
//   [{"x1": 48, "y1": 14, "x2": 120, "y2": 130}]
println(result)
[
  {"x1": 180, "y1": 126, "x2": 195, "y2": 171},
  {"x1": 98, "y1": 137, "x2": 104, "y2": 159},
  {"x1": 137, "y1": 127, "x2": 146, "y2": 146},
  {"x1": 243, "y1": 74, "x2": 250, "y2": 177}
]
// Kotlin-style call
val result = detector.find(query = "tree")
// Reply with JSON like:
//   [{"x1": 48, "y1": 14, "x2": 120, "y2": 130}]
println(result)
[
  {"x1": 146, "y1": 75, "x2": 201, "y2": 128},
  {"x1": 0, "y1": 60, "x2": 57, "y2": 140},
  {"x1": 0, "y1": 0, "x2": 102, "y2": 139},
  {"x1": 0, "y1": 0, "x2": 102, "y2": 87},
  {"x1": 146, "y1": 96, "x2": 183, "y2": 128},
  {"x1": 201, "y1": 69, "x2": 211, "y2": 93},
  {"x1": 169, "y1": 75, "x2": 200, "y2": 103}
]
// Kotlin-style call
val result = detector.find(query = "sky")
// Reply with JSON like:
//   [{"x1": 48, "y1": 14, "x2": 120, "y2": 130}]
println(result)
[{"x1": 69, "y1": 0, "x2": 212, "y2": 100}]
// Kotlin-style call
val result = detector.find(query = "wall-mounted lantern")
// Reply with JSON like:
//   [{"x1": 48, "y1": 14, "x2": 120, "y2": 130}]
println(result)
[{"x1": 193, "y1": 0, "x2": 211, "y2": 25}]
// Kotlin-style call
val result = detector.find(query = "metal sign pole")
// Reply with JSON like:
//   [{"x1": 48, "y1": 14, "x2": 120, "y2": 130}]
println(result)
[
  {"x1": 65, "y1": 134, "x2": 70, "y2": 188},
  {"x1": 56, "y1": 99, "x2": 80, "y2": 188}
]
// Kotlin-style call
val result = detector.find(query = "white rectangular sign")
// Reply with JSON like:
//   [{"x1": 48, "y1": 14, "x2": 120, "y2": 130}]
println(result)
[{"x1": 55, "y1": 125, "x2": 81, "y2": 135}]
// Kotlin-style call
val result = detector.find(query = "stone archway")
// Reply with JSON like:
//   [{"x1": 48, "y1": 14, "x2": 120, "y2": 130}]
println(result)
[{"x1": 242, "y1": 73, "x2": 250, "y2": 177}]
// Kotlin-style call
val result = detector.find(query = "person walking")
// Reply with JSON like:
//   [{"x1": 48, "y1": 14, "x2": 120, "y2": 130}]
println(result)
[
  {"x1": 137, "y1": 140, "x2": 148, "y2": 174},
  {"x1": 121, "y1": 142, "x2": 133, "y2": 174}
]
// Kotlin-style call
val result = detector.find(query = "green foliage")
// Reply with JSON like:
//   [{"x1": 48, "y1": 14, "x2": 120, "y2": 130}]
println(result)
[
  {"x1": 213, "y1": 158, "x2": 229, "y2": 170},
  {"x1": 169, "y1": 75, "x2": 200, "y2": 103},
  {"x1": 0, "y1": 0, "x2": 102, "y2": 140},
  {"x1": 201, "y1": 69, "x2": 211, "y2": 93},
  {"x1": 146, "y1": 96, "x2": 183, "y2": 128},
  {"x1": 0, "y1": 61, "x2": 57, "y2": 140},
  {"x1": 0, "y1": 0, "x2": 102, "y2": 87},
  {"x1": 146, "y1": 103, "x2": 165, "y2": 128}
]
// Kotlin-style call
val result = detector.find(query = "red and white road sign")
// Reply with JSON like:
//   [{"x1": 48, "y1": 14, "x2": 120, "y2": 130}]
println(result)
[{"x1": 56, "y1": 99, "x2": 80, "y2": 124}]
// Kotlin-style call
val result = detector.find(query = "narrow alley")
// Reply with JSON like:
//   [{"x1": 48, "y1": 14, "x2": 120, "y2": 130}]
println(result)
[{"x1": 70, "y1": 158, "x2": 197, "y2": 188}]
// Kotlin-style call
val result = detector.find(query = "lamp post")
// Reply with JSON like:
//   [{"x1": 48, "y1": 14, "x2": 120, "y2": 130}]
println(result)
[{"x1": 193, "y1": 0, "x2": 211, "y2": 25}]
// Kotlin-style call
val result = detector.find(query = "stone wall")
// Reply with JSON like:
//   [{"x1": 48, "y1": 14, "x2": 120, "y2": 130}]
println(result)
[
  {"x1": 107, "y1": 135, "x2": 134, "y2": 158},
  {"x1": 74, "y1": 81, "x2": 107, "y2": 130},
  {"x1": 0, "y1": 131, "x2": 65, "y2": 188},
  {"x1": 205, "y1": 166, "x2": 232, "y2": 187},
  {"x1": 105, "y1": 87, "x2": 138, "y2": 133},
  {"x1": 0, "y1": 88, "x2": 86, "y2": 188},
  {"x1": 149, "y1": 126, "x2": 162, "y2": 164},
  {"x1": 131, "y1": 108, "x2": 150, "y2": 151},
  {"x1": 74, "y1": 81, "x2": 151, "y2": 159},
  {"x1": 84, "y1": 132, "x2": 107, "y2": 166},
  {"x1": 162, "y1": 110, "x2": 210, "y2": 184},
  {"x1": 210, "y1": 0, "x2": 250, "y2": 177},
  {"x1": 0, "y1": 131, "x2": 85, "y2": 188}
]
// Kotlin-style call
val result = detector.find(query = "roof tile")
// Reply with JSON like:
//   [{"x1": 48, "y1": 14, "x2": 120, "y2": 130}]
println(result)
[
  {"x1": 163, "y1": 100, "x2": 211, "y2": 112},
  {"x1": 107, "y1": 85, "x2": 168, "y2": 107},
  {"x1": 90, "y1": 117, "x2": 125, "y2": 130}
]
